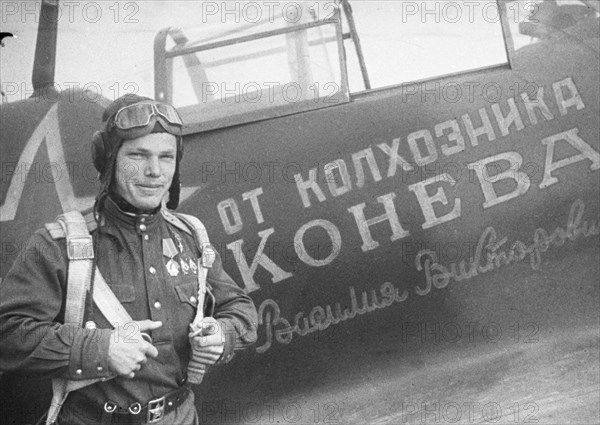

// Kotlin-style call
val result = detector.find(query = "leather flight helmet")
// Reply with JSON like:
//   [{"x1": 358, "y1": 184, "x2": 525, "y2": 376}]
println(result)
[{"x1": 91, "y1": 94, "x2": 184, "y2": 211}]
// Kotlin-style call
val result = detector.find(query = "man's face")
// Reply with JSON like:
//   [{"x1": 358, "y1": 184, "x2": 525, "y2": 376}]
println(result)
[{"x1": 114, "y1": 133, "x2": 177, "y2": 210}]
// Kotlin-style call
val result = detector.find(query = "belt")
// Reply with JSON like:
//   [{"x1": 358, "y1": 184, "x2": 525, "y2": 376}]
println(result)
[{"x1": 65, "y1": 385, "x2": 190, "y2": 424}]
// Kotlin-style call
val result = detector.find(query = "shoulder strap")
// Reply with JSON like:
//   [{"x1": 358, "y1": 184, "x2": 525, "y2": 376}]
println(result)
[
  {"x1": 57, "y1": 211, "x2": 95, "y2": 324},
  {"x1": 171, "y1": 212, "x2": 210, "y2": 251},
  {"x1": 45, "y1": 211, "x2": 97, "y2": 240},
  {"x1": 171, "y1": 212, "x2": 217, "y2": 386},
  {"x1": 161, "y1": 209, "x2": 193, "y2": 236},
  {"x1": 45, "y1": 212, "x2": 127, "y2": 425},
  {"x1": 47, "y1": 211, "x2": 94, "y2": 425},
  {"x1": 163, "y1": 210, "x2": 214, "y2": 267}
]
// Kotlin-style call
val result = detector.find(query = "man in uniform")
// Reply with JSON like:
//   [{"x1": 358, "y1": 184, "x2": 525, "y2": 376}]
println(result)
[{"x1": 0, "y1": 94, "x2": 258, "y2": 424}]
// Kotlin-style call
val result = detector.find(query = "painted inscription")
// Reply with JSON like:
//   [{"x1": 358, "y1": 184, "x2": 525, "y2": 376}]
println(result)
[
  {"x1": 256, "y1": 199, "x2": 599, "y2": 352},
  {"x1": 218, "y1": 77, "x2": 599, "y2": 293}
]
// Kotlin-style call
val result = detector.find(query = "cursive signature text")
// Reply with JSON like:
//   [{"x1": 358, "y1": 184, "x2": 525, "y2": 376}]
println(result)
[{"x1": 414, "y1": 199, "x2": 599, "y2": 295}]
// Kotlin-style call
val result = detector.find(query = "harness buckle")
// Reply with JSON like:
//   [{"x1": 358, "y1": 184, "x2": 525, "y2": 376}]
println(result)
[
  {"x1": 66, "y1": 235, "x2": 94, "y2": 260},
  {"x1": 147, "y1": 396, "x2": 166, "y2": 423}
]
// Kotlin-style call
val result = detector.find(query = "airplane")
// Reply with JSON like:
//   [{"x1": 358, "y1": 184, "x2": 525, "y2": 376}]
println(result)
[{"x1": 1, "y1": 0, "x2": 598, "y2": 423}]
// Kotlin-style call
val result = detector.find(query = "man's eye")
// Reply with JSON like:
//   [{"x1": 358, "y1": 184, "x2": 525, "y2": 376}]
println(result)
[
  {"x1": 128, "y1": 153, "x2": 144, "y2": 159},
  {"x1": 161, "y1": 154, "x2": 175, "y2": 160}
]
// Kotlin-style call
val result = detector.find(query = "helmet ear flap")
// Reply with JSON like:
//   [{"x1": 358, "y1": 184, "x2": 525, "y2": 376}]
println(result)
[{"x1": 91, "y1": 131, "x2": 108, "y2": 174}]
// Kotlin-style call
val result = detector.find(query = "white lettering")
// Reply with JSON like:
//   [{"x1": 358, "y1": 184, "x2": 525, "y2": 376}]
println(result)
[
  {"x1": 347, "y1": 193, "x2": 409, "y2": 252},
  {"x1": 242, "y1": 187, "x2": 265, "y2": 224},
  {"x1": 491, "y1": 98, "x2": 524, "y2": 137},
  {"x1": 462, "y1": 108, "x2": 496, "y2": 146},
  {"x1": 468, "y1": 152, "x2": 531, "y2": 209},
  {"x1": 435, "y1": 119, "x2": 465, "y2": 157},
  {"x1": 217, "y1": 198, "x2": 243, "y2": 235},
  {"x1": 521, "y1": 87, "x2": 554, "y2": 126},
  {"x1": 408, "y1": 174, "x2": 461, "y2": 229},
  {"x1": 226, "y1": 228, "x2": 293, "y2": 292},
  {"x1": 377, "y1": 138, "x2": 414, "y2": 177},
  {"x1": 540, "y1": 128, "x2": 600, "y2": 189},
  {"x1": 294, "y1": 219, "x2": 342, "y2": 267},
  {"x1": 324, "y1": 159, "x2": 352, "y2": 197},
  {"x1": 294, "y1": 168, "x2": 326, "y2": 208},
  {"x1": 352, "y1": 148, "x2": 382, "y2": 188},
  {"x1": 407, "y1": 129, "x2": 438, "y2": 166},
  {"x1": 553, "y1": 77, "x2": 585, "y2": 116}
]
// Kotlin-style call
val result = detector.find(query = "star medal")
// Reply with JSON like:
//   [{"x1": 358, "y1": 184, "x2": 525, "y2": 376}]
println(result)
[
  {"x1": 189, "y1": 258, "x2": 198, "y2": 274},
  {"x1": 180, "y1": 257, "x2": 190, "y2": 275},
  {"x1": 173, "y1": 232, "x2": 184, "y2": 253}
]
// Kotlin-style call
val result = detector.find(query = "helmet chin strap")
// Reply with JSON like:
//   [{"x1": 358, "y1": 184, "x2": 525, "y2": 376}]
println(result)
[{"x1": 166, "y1": 159, "x2": 181, "y2": 210}]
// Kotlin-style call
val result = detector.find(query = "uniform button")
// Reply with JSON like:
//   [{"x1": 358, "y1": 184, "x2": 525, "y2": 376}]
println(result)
[
  {"x1": 154, "y1": 301, "x2": 162, "y2": 310},
  {"x1": 97, "y1": 366, "x2": 103, "y2": 372},
  {"x1": 139, "y1": 224, "x2": 147, "y2": 232},
  {"x1": 76, "y1": 369, "x2": 82, "y2": 375},
  {"x1": 144, "y1": 235, "x2": 149, "y2": 241},
  {"x1": 190, "y1": 296, "x2": 197, "y2": 304},
  {"x1": 140, "y1": 217, "x2": 146, "y2": 223},
  {"x1": 149, "y1": 267, "x2": 156, "y2": 274}
]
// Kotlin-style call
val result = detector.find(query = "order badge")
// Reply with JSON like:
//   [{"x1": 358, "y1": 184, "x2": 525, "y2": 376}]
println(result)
[{"x1": 166, "y1": 258, "x2": 180, "y2": 277}]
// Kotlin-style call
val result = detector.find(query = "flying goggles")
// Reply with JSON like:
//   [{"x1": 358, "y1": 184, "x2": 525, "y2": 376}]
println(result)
[{"x1": 109, "y1": 102, "x2": 183, "y2": 139}]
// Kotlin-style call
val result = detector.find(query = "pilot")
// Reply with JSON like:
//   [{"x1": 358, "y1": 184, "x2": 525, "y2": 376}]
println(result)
[{"x1": 0, "y1": 94, "x2": 258, "y2": 424}]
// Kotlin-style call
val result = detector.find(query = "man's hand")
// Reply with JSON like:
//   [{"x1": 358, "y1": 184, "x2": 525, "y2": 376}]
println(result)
[
  {"x1": 108, "y1": 320, "x2": 162, "y2": 378},
  {"x1": 189, "y1": 317, "x2": 225, "y2": 365}
]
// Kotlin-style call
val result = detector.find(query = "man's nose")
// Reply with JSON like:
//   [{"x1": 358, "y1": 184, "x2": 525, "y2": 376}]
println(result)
[{"x1": 144, "y1": 156, "x2": 161, "y2": 177}]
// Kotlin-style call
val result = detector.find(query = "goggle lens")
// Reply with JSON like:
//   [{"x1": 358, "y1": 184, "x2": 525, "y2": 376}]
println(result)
[
  {"x1": 113, "y1": 103, "x2": 183, "y2": 130},
  {"x1": 155, "y1": 103, "x2": 183, "y2": 125}
]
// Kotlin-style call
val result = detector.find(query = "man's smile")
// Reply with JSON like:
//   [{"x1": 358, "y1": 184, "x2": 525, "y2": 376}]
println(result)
[{"x1": 137, "y1": 183, "x2": 164, "y2": 189}]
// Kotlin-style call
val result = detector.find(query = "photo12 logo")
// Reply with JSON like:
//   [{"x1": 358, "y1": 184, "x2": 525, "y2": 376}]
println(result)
[
  {"x1": 1, "y1": 1, "x2": 140, "y2": 24},
  {"x1": 199, "y1": 1, "x2": 338, "y2": 24},
  {"x1": 1, "y1": 81, "x2": 140, "y2": 104}
]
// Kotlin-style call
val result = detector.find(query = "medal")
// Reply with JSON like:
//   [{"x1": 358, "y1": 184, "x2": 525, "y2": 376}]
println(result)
[
  {"x1": 173, "y1": 232, "x2": 184, "y2": 253},
  {"x1": 162, "y1": 238, "x2": 178, "y2": 258},
  {"x1": 189, "y1": 258, "x2": 198, "y2": 274},
  {"x1": 163, "y1": 238, "x2": 181, "y2": 276},
  {"x1": 166, "y1": 258, "x2": 180, "y2": 276},
  {"x1": 180, "y1": 257, "x2": 190, "y2": 275}
]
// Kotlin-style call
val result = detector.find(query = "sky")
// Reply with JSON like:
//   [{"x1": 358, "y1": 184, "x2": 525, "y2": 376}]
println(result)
[{"x1": 0, "y1": 0, "x2": 545, "y2": 105}]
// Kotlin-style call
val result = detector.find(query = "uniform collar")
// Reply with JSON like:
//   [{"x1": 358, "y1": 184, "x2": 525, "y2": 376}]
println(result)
[
  {"x1": 109, "y1": 192, "x2": 161, "y2": 215},
  {"x1": 102, "y1": 194, "x2": 162, "y2": 233}
]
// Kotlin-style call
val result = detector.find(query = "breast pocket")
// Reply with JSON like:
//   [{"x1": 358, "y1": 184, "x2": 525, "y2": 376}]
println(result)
[
  {"x1": 174, "y1": 279, "x2": 215, "y2": 317},
  {"x1": 110, "y1": 284, "x2": 136, "y2": 303},
  {"x1": 174, "y1": 280, "x2": 199, "y2": 309}
]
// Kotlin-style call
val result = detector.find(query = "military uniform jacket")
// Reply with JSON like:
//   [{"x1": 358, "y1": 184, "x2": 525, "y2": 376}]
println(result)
[{"x1": 0, "y1": 197, "x2": 258, "y2": 407}]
